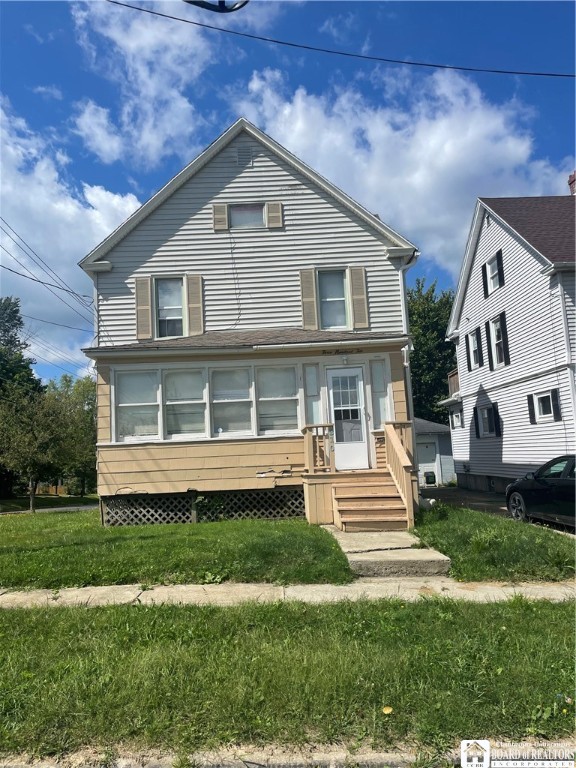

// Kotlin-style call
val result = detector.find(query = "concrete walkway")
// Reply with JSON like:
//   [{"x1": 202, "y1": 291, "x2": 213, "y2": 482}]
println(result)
[{"x1": 0, "y1": 576, "x2": 574, "y2": 608}]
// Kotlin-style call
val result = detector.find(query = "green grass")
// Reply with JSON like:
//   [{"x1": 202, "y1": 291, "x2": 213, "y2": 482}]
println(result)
[
  {"x1": 0, "y1": 495, "x2": 99, "y2": 513},
  {"x1": 415, "y1": 504, "x2": 575, "y2": 582},
  {"x1": 0, "y1": 511, "x2": 353, "y2": 589},
  {"x1": 0, "y1": 599, "x2": 573, "y2": 756}
]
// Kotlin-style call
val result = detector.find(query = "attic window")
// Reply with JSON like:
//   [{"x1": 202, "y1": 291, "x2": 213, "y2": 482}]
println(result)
[
  {"x1": 236, "y1": 147, "x2": 253, "y2": 168},
  {"x1": 229, "y1": 203, "x2": 265, "y2": 229}
]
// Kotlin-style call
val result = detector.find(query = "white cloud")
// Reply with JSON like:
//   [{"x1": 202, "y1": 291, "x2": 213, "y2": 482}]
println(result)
[
  {"x1": 0, "y1": 100, "x2": 140, "y2": 378},
  {"x1": 73, "y1": 101, "x2": 123, "y2": 164},
  {"x1": 32, "y1": 85, "x2": 63, "y2": 101},
  {"x1": 70, "y1": 1, "x2": 215, "y2": 168},
  {"x1": 232, "y1": 68, "x2": 573, "y2": 278},
  {"x1": 320, "y1": 13, "x2": 358, "y2": 45}
]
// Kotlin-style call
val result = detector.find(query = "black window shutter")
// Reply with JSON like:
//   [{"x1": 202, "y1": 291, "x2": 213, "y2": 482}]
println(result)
[
  {"x1": 465, "y1": 334, "x2": 472, "y2": 371},
  {"x1": 475, "y1": 327, "x2": 484, "y2": 367},
  {"x1": 473, "y1": 407, "x2": 480, "y2": 438},
  {"x1": 482, "y1": 264, "x2": 488, "y2": 298},
  {"x1": 527, "y1": 395, "x2": 536, "y2": 424},
  {"x1": 493, "y1": 403, "x2": 501, "y2": 437},
  {"x1": 496, "y1": 249, "x2": 505, "y2": 288},
  {"x1": 551, "y1": 389, "x2": 562, "y2": 421},
  {"x1": 500, "y1": 311, "x2": 510, "y2": 365},
  {"x1": 485, "y1": 322, "x2": 494, "y2": 370}
]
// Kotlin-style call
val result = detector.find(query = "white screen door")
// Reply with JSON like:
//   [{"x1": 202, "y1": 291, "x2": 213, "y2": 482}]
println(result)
[{"x1": 327, "y1": 367, "x2": 369, "y2": 470}]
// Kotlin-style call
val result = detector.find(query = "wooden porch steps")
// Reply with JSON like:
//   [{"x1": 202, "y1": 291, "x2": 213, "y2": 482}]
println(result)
[{"x1": 332, "y1": 476, "x2": 409, "y2": 532}]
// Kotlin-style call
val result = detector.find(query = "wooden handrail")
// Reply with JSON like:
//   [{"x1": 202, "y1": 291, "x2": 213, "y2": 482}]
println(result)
[
  {"x1": 301, "y1": 424, "x2": 334, "y2": 472},
  {"x1": 384, "y1": 422, "x2": 417, "y2": 527}
]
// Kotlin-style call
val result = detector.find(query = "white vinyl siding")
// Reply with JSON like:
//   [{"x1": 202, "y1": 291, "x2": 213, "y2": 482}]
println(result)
[
  {"x1": 451, "y1": 210, "x2": 575, "y2": 479},
  {"x1": 95, "y1": 135, "x2": 403, "y2": 344}
]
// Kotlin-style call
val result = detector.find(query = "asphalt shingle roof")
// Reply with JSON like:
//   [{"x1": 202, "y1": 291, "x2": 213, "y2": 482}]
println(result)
[
  {"x1": 84, "y1": 327, "x2": 407, "y2": 354},
  {"x1": 479, "y1": 195, "x2": 575, "y2": 265}
]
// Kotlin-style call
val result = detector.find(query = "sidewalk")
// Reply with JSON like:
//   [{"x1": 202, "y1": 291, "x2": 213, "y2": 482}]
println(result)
[{"x1": 1, "y1": 575, "x2": 574, "y2": 608}]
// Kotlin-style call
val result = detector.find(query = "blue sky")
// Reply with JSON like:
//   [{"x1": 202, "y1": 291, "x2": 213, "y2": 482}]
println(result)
[{"x1": 1, "y1": 0, "x2": 574, "y2": 382}]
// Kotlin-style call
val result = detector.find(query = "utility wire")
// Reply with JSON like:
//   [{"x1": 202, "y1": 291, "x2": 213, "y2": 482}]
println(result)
[
  {"x1": 30, "y1": 336, "x2": 85, "y2": 370},
  {"x1": 30, "y1": 351, "x2": 81, "y2": 379},
  {"x1": 107, "y1": 0, "x2": 575, "y2": 79},
  {"x1": 1, "y1": 250, "x2": 94, "y2": 327},
  {"x1": 0, "y1": 261, "x2": 92, "y2": 300},
  {"x1": 0, "y1": 219, "x2": 92, "y2": 311},
  {"x1": 22, "y1": 314, "x2": 92, "y2": 333}
]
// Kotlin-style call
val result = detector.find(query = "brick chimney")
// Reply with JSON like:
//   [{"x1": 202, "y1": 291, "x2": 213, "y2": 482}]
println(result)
[{"x1": 569, "y1": 171, "x2": 576, "y2": 195}]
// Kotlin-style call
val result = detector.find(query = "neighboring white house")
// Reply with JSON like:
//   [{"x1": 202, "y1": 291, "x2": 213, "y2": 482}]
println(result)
[
  {"x1": 442, "y1": 189, "x2": 575, "y2": 492},
  {"x1": 414, "y1": 417, "x2": 455, "y2": 486},
  {"x1": 80, "y1": 118, "x2": 420, "y2": 529}
]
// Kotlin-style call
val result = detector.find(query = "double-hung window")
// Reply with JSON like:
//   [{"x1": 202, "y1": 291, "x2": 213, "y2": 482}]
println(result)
[
  {"x1": 256, "y1": 367, "x2": 298, "y2": 433},
  {"x1": 473, "y1": 403, "x2": 501, "y2": 438},
  {"x1": 164, "y1": 370, "x2": 206, "y2": 437},
  {"x1": 211, "y1": 369, "x2": 252, "y2": 434},
  {"x1": 465, "y1": 328, "x2": 483, "y2": 371},
  {"x1": 482, "y1": 250, "x2": 504, "y2": 296},
  {"x1": 115, "y1": 371, "x2": 159, "y2": 441},
  {"x1": 156, "y1": 278, "x2": 183, "y2": 338},
  {"x1": 318, "y1": 270, "x2": 348, "y2": 329},
  {"x1": 486, "y1": 312, "x2": 510, "y2": 369}
]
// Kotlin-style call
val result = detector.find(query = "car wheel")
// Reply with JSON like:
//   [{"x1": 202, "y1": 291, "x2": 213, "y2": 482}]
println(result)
[{"x1": 508, "y1": 491, "x2": 528, "y2": 522}]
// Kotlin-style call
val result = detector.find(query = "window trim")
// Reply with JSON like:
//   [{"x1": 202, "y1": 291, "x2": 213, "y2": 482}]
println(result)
[
  {"x1": 450, "y1": 410, "x2": 463, "y2": 429},
  {"x1": 486, "y1": 312, "x2": 510, "y2": 370},
  {"x1": 482, "y1": 249, "x2": 504, "y2": 297},
  {"x1": 528, "y1": 388, "x2": 562, "y2": 424}
]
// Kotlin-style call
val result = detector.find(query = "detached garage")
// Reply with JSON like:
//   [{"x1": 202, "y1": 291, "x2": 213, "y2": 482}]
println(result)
[{"x1": 414, "y1": 417, "x2": 456, "y2": 487}]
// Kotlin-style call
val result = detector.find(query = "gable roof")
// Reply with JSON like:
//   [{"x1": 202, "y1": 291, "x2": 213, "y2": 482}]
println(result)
[
  {"x1": 479, "y1": 195, "x2": 575, "y2": 265},
  {"x1": 80, "y1": 117, "x2": 417, "y2": 269},
  {"x1": 414, "y1": 416, "x2": 450, "y2": 435},
  {"x1": 448, "y1": 194, "x2": 575, "y2": 337}
]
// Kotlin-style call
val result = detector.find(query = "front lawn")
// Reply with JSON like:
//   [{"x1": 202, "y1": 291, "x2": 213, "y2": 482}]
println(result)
[
  {"x1": 415, "y1": 504, "x2": 575, "y2": 582},
  {"x1": 0, "y1": 511, "x2": 353, "y2": 589},
  {"x1": 0, "y1": 599, "x2": 573, "y2": 756}
]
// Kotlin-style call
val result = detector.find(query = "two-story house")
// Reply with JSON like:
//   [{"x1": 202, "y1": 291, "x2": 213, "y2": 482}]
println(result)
[
  {"x1": 442, "y1": 188, "x2": 575, "y2": 492},
  {"x1": 80, "y1": 118, "x2": 420, "y2": 530}
]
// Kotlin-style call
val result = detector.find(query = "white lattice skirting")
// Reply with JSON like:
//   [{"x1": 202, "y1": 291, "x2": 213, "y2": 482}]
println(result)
[{"x1": 101, "y1": 487, "x2": 305, "y2": 526}]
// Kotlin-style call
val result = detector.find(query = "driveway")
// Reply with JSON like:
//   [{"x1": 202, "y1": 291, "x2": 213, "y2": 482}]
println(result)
[{"x1": 420, "y1": 486, "x2": 508, "y2": 515}]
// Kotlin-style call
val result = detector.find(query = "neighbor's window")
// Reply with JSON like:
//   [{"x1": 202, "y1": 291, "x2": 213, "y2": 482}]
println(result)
[
  {"x1": 469, "y1": 332, "x2": 480, "y2": 368},
  {"x1": 451, "y1": 410, "x2": 463, "y2": 429},
  {"x1": 535, "y1": 391, "x2": 553, "y2": 422},
  {"x1": 490, "y1": 316, "x2": 505, "y2": 366},
  {"x1": 164, "y1": 370, "x2": 206, "y2": 437},
  {"x1": 256, "y1": 367, "x2": 298, "y2": 433},
  {"x1": 487, "y1": 253, "x2": 502, "y2": 293},
  {"x1": 479, "y1": 406, "x2": 495, "y2": 436},
  {"x1": 156, "y1": 278, "x2": 183, "y2": 338},
  {"x1": 318, "y1": 270, "x2": 347, "y2": 329},
  {"x1": 229, "y1": 203, "x2": 265, "y2": 229},
  {"x1": 211, "y1": 368, "x2": 252, "y2": 434},
  {"x1": 116, "y1": 371, "x2": 159, "y2": 440}
]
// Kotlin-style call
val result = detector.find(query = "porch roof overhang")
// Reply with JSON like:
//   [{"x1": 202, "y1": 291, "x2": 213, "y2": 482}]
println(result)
[{"x1": 83, "y1": 328, "x2": 410, "y2": 360}]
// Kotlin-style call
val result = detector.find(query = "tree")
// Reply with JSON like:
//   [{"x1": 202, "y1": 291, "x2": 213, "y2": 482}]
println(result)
[
  {"x1": 0, "y1": 383, "x2": 70, "y2": 511},
  {"x1": 407, "y1": 278, "x2": 455, "y2": 424},
  {"x1": 48, "y1": 375, "x2": 97, "y2": 496},
  {"x1": 0, "y1": 298, "x2": 42, "y2": 497}
]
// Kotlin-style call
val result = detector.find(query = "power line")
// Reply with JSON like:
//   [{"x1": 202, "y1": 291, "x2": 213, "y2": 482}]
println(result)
[
  {"x1": 107, "y1": 0, "x2": 575, "y2": 79},
  {"x1": 30, "y1": 336, "x2": 85, "y2": 370},
  {"x1": 0, "y1": 261, "x2": 92, "y2": 299},
  {"x1": 1, "y1": 250, "x2": 94, "y2": 326},
  {"x1": 0, "y1": 219, "x2": 92, "y2": 311},
  {"x1": 22, "y1": 314, "x2": 92, "y2": 333},
  {"x1": 30, "y1": 351, "x2": 81, "y2": 379}
]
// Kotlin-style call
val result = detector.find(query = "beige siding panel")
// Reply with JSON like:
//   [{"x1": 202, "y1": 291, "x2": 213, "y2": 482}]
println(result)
[
  {"x1": 97, "y1": 437, "x2": 305, "y2": 495},
  {"x1": 97, "y1": 366, "x2": 111, "y2": 443}
]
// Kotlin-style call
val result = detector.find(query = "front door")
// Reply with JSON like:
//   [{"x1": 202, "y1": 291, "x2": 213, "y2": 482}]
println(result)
[{"x1": 327, "y1": 368, "x2": 369, "y2": 470}]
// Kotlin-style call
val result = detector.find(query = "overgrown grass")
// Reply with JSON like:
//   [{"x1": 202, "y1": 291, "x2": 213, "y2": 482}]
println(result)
[
  {"x1": 415, "y1": 504, "x2": 575, "y2": 582},
  {"x1": 0, "y1": 511, "x2": 353, "y2": 589},
  {"x1": 0, "y1": 495, "x2": 99, "y2": 513},
  {"x1": 0, "y1": 599, "x2": 573, "y2": 756}
]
